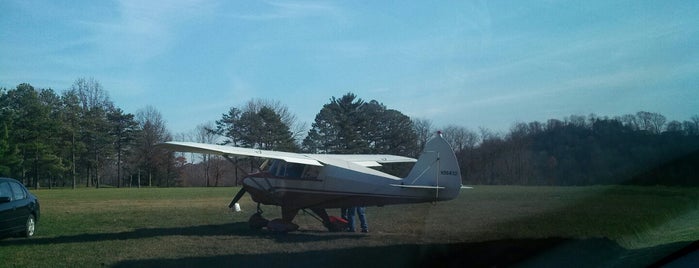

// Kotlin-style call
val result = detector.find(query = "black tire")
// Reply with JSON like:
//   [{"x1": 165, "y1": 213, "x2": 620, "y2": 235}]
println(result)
[
  {"x1": 24, "y1": 215, "x2": 36, "y2": 238},
  {"x1": 248, "y1": 213, "x2": 269, "y2": 230}
]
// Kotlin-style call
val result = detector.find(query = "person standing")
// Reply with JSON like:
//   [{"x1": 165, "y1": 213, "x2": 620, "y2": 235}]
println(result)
[
  {"x1": 345, "y1": 206, "x2": 368, "y2": 233},
  {"x1": 341, "y1": 207, "x2": 350, "y2": 221}
]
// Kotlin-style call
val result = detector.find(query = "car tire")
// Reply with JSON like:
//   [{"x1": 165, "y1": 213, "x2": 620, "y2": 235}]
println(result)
[{"x1": 24, "y1": 215, "x2": 35, "y2": 238}]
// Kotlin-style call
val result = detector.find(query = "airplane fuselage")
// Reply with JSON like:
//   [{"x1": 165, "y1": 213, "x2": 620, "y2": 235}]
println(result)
[{"x1": 242, "y1": 159, "x2": 453, "y2": 210}]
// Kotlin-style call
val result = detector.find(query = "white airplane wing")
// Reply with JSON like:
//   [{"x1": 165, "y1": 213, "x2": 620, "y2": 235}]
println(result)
[
  {"x1": 160, "y1": 142, "x2": 417, "y2": 168},
  {"x1": 159, "y1": 141, "x2": 323, "y2": 166}
]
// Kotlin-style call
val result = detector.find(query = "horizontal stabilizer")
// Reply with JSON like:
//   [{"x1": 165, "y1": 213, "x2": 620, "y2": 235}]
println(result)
[
  {"x1": 461, "y1": 186, "x2": 473, "y2": 189},
  {"x1": 390, "y1": 184, "x2": 445, "y2": 190}
]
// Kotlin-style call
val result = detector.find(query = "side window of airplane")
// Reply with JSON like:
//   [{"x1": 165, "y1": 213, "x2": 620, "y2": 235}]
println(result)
[
  {"x1": 302, "y1": 166, "x2": 320, "y2": 179},
  {"x1": 276, "y1": 164, "x2": 287, "y2": 177},
  {"x1": 267, "y1": 160, "x2": 280, "y2": 175},
  {"x1": 284, "y1": 163, "x2": 304, "y2": 178},
  {"x1": 266, "y1": 160, "x2": 318, "y2": 180}
]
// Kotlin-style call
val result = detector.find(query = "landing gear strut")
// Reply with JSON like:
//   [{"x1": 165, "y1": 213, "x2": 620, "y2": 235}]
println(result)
[
  {"x1": 248, "y1": 203, "x2": 268, "y2": 230},
  {"x1": 246, "y1": 203, "x2": 344, "y2": 232},
  {"x1": 304, "y1": 208, "x2": 347, "y2": 232},
  {"x1": 248, "y1": 203, "x2": 300, "y2": 232}
]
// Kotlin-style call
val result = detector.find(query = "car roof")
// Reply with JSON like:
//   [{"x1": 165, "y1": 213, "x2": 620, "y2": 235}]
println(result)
[{"x1": 0, "y1": 177, "x2": 21, "y2": 183}]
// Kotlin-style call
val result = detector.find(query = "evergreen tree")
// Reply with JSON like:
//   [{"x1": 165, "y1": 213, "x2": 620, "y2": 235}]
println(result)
[
  {"x1": 303, "y1": 93, "x2": 418, "y2": 156},
  {"x1": 303, "y1": 93, "x2": 368, "y2": 153},
  {"x1": 215, "y1": 101, "x2": 299, "y2": 151},
  {"x1": 0, "y1": 123, "x2": 21, "y2": 177},
  {"x1": 59, "y1": 89, "x2": 85, "y2": 188},
  {"x1": 107, "y1": 107, "x2": 138, "y2": 187}
]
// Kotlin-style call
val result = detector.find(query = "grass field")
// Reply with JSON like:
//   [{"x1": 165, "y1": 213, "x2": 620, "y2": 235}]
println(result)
[{"x1": 1, "y1": 186, "x2": 697, "y2": 267}]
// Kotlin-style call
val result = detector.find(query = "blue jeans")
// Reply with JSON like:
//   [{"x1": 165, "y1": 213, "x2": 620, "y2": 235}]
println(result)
[{"x1": 346, "y1": 207, "x2": 367, "y2": 232}]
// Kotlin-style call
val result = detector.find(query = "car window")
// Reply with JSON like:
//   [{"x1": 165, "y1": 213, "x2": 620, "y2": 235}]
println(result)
[
  {"x1": 9, "y1": 182, "x2": 27, "y2": 200},
  {"x1": 0, "y1": 182, "x2": 11, "y2": 199}
]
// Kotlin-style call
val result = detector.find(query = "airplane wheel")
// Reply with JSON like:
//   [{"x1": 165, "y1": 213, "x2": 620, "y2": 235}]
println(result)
[{"x1": 249, "y1": 213, "x2": 269, "y2": 230}]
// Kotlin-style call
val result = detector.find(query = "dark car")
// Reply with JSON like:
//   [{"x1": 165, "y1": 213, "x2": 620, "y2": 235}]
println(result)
[{"x1": 0, "y1": 177, "x2": 40, "y2": 238}]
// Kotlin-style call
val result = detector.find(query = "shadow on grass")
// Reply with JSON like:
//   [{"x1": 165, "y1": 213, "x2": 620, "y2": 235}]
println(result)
[
  {"x1": 1, "y1": 222, "x2": 362, "y2": 246},
  {"x1": 109, "y1": 237, "x2": 692, "y2": 268}
]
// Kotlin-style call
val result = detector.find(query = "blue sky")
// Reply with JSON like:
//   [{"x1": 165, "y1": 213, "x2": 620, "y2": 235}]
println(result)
[{"x1": 1, "y1": 0, "x2": 697, "y2": 135}]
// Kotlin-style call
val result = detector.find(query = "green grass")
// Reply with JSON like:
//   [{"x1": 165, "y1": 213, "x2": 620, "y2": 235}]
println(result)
[{"x1": 1, "y1": 186, "x2": 697, "y2": 267}]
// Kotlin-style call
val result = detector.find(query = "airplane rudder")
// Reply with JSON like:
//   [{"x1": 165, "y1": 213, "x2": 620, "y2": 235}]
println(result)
[
  {"x1": 406, "y1": 133, "x2": 462, "y2": 189},
  {"x1": 424, "y1": 134, "x2": 462, "y2": 201},
  {"x1": 433, "y1": 135, "x2": 462, "y2": 187}
]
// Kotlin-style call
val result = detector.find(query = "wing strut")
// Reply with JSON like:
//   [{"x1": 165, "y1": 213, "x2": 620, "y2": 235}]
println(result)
[
  {"x1": 223, "y1": 155, "x2": 250, "y2": 178},
  {"x1": 229, "y1": 188, "x2": 247, "y2": 208},
  {"x1": 223, "y1": 155, "x2": 251, "y2": 208}
]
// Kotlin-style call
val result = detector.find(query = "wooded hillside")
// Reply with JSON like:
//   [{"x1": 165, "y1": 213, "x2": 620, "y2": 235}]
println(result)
[{"x1": 2, "y1": 82, "x2": 697, "y2": 187}]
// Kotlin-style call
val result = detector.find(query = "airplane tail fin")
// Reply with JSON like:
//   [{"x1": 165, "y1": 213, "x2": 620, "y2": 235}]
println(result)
[{"x1": 402, "y1": 132, "x2": 462, "y2": 201}]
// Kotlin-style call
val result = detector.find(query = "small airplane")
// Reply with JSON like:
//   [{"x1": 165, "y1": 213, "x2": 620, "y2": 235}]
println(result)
[{"x1": 158, "y1": 132, "x2": 463, "y2": 232}]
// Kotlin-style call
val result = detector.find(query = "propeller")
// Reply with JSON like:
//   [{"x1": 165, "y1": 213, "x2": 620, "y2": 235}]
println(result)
[{"x1": 228, "y1": 187, "x2": 247, "y2": 208}]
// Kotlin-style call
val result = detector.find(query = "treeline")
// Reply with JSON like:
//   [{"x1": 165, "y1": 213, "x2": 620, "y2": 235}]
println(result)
[
  {"x1": 169, "y1": 94, "x2": 419, "y2": 186},
  {"x1": 188, "y1": 93, "x2": 699, "y2": 187},
  {"x1": 450, "y1": 113, "x2": 699, "y2": 186},
  {"x1": 0, "y1": 80, "x2": 174, "y2": 188},
  {"x1": 2, "y1": 80, "x2": 698, "y2": 188},
  {"x1": 180, "y1": 93, "x2": 419, "y2": 184}
]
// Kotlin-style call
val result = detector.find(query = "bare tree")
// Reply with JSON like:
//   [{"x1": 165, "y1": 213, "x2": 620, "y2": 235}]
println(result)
[
  {"x1": 135, "y1": 106, "x2": 171, "y2": 187},
  {"x1": 479, "y1": 127, "x2": 501, "y2": 143},
  {"x1": 443, "y1": 125, "x2": 479, "y2": 152},
  {"x1": 679, "y1": 115, "x2": 699, "y2": 136},
  {"x1": 68, "y1": 77, "x2": 113, "y2": 188},
  {"x1": 195, "y1": 122, "x2": 220, "y2": 187},
  {"x1": 619, "y1": 114, "x2": 639, "y2": 131},
  {"x1": 665, "y1": 120, "x2": 683, "y2": 133},
  {"x1": 636, "y1": 111, "x2": 666, "y2": 134},
  {"x1": 412, "y1": 118, "x2": 432, "y2": 153},
  {"x1": 566, "y1": 114, "x2": 587, "y2": 128},
  {"x1": 70, "y1": 77, "x2": 112, "y2": 111}
]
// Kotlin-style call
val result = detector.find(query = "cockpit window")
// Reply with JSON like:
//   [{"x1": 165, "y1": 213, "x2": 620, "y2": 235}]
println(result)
[
  {"x1": 302, "y1": 166, "x2": 320, "y2": 179},
  {"x1": 284, "y1": 163, "x2": 304, "y2": 178},
  {"x1": 267, "y1": 160, "x2": 280, "y2": 174},
  {"x1": 265, "y1": 160, "x2": 319, "y2": 180}
]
